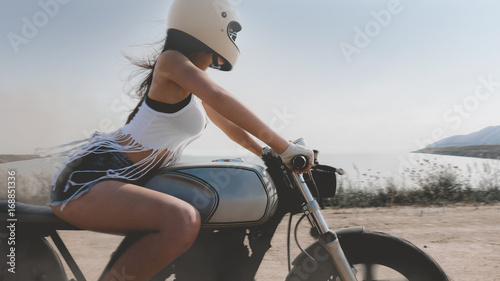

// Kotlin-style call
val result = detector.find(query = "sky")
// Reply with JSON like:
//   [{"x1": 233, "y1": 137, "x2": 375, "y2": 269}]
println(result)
[{"x1": 1, "y1": 0, "x2": 500, "y2": 157}]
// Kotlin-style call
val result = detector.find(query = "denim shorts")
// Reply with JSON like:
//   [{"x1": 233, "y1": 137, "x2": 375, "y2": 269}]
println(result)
[{"x1": 50, "y1": 147, "x2": 146, "y2": 207}]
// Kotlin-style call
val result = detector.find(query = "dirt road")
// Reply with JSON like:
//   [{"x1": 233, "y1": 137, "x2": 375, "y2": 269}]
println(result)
[{"x1": 52, "y1": 204, "x2": 500, "y2": 281}]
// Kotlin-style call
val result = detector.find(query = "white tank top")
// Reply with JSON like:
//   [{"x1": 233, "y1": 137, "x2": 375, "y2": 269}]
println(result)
[
  {"x1": 49, "y1": 93, "x2": 209, "y2": 210},
  {"x1": 121, "y1": 94, "x2": 208, "y2": 154}
]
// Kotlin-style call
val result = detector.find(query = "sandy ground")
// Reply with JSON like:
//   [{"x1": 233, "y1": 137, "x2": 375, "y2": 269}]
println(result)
[{"x1": 51, "y1": 204, "x2": 500, "y2": 281}]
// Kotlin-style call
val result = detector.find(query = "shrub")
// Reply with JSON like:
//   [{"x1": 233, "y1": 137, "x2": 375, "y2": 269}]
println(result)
[{"x1": 323, "y1": 158, "x2": 500, "y2": 208}]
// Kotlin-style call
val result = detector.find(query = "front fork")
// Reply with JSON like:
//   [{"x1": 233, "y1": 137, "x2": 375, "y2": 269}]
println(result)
[{"x1": 290, "y1": 170, "x2": 358, "y2": 281}]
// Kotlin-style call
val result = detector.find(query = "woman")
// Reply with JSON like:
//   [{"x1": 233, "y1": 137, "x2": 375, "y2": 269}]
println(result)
[{"x1": 50, "y1": 0, "x2": 313, "y2": 280}]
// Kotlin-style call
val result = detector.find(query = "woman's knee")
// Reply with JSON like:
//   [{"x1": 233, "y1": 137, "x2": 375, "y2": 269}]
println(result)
[
  {"x1": 156, "y1": 200, "x2": 201, "y2": 245},
  {"x1": 174, "y1": 203, "x2": 201, "y2": 241}
]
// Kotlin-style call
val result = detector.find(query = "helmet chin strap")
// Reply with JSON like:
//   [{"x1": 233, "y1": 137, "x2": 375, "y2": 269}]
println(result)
[{"x1": 210, "y1": 53, "x2": 221, "y2": 70}]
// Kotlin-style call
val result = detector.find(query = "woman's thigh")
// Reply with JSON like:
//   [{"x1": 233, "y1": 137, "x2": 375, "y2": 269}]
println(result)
[{"x1": 51, "y1": 180, "x2": 200, "y2": 234}]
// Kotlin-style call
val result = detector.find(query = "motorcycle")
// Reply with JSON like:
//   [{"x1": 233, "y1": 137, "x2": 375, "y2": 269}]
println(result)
[{"x1": 0, "y1": 138, "x2": 449, "y2": 281}]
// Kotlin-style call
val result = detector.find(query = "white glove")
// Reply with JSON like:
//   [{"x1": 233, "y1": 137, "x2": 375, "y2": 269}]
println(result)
[{"x1": 279, "y1": 142, "x2": 314, "y2": 172}]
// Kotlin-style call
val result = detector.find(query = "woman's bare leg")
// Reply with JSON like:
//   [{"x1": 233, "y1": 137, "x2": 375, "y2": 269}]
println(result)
[{"x1": 51, "y1": 180, "x2": 201, "y2": 281}]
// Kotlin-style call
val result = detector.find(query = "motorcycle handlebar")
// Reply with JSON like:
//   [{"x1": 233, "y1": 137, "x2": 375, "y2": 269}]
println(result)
[
  {"x1": 291, "y1": 155, "x2": 308, "y2": 171},
  {"x1": 292, "y1": 155, "x2": 345, "y2": 175}
]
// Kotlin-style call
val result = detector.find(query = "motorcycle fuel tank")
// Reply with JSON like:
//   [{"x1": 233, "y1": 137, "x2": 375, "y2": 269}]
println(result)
[{"x1": 143, "y1": 162, "x2": 278, "y2": 228}]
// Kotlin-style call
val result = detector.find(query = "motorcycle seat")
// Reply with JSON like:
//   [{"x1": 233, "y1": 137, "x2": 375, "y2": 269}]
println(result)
[{"x1": 0, "y1": 200, "x2": 80, "y2": 231}]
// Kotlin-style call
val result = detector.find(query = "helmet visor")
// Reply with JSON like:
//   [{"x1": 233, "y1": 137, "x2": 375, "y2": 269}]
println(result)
[{"x1": 227, "y1": 21, "x2": 242, "y2": 43}]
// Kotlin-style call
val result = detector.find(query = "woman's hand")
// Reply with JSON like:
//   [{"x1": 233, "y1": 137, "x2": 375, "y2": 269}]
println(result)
[{"x1": 279, "y1": 142, "x2": 314, "y2": 174}]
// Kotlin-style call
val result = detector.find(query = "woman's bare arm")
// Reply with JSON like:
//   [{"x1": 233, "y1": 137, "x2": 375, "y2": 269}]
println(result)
[
  {"x1": 156, "y1": 50, "x2": 289, "y2": 154},
  {"x1": 202, "y1": 101, "x2": 263, "y2": 157}
]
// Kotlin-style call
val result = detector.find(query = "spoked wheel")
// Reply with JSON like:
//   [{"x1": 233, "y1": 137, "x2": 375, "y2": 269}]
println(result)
[{"x1": 285, "y1": 230, "x2": 449, "y2": 281}]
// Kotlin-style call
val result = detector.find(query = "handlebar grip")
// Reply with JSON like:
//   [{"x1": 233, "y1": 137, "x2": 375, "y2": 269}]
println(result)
[
  {"x1": 335, "y1": 168, "x2": 345, "y2": 175},
  {"x1": 291, "y1": 155, "x2": 308, "y2": 170}
]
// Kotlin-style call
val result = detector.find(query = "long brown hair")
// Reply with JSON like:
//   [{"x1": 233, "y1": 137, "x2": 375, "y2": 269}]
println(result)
[{"x1": 125, "y1": 29, "x2": 215, "y2": 124}]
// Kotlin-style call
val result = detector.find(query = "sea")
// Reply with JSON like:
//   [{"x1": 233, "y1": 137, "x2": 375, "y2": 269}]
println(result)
[
  {"x1": 1, "y1": 152, "x2": 498, "y2": 205},
  {"x1": 183, "y1": 151, "x2": 500, "y2": 190}
]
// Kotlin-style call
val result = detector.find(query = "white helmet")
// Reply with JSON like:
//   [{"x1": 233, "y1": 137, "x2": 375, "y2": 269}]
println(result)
[{"x1": 167, "y1": 0, "x2": 242, "y2": 71}]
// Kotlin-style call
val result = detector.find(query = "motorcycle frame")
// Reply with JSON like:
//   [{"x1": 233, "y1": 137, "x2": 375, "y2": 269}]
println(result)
[
  {"x1": 100, "y1": 163, "x2": 359, "y2": 281},
  {"x1": 2, "y1": 143, "x2": 358, "y2": 281}
]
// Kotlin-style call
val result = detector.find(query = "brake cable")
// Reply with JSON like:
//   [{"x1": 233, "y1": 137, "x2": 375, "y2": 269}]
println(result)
[
  {"x1": 294, "y1": 214, "x2": 315, "y2": 262},
  {"x1": 287, "y1": 213, "x2": 293, "y2": 272},
  {"x1": 290, "y1": 213, "x2": 334, "y2": 279},
  {"x1": 287, "y1": 213, "x2": 312, "y2": 273}
]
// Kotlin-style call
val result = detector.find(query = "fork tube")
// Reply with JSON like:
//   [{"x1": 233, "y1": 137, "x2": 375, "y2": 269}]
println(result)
[
  {"x1": 290, "y1": 172, "x2": 330, "y2": 234},
  {"x1": 290, "y1": 173, "x2": 358, "y2": 281},
  {"x1": 320, "y1": 232, "x2": 359, "y2": 281}
]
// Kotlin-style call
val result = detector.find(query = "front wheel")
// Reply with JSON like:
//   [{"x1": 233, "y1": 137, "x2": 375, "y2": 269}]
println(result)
[{"x1": 286, "y1": 230, "x2": 449, "y2": 281}]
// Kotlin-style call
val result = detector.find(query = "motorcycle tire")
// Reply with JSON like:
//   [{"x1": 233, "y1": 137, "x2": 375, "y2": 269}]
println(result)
[
  {"x1": 285, "y1": 230, "x2": 449, "y2": 281},
  {"x1": 0, "y1": 234, "x2": 67, "y2": 281}
]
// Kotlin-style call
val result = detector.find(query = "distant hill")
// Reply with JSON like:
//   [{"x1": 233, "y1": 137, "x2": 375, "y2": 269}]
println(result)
[
  {"x1": 428, "y1": 126, "x2": 500, "y2": 148},
  {"x1": 0, "y1": 154, "x2": 41, "y2": 164},
  {"x1": 415, "y1": 145, "x2": 500, "y2": 160}
]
